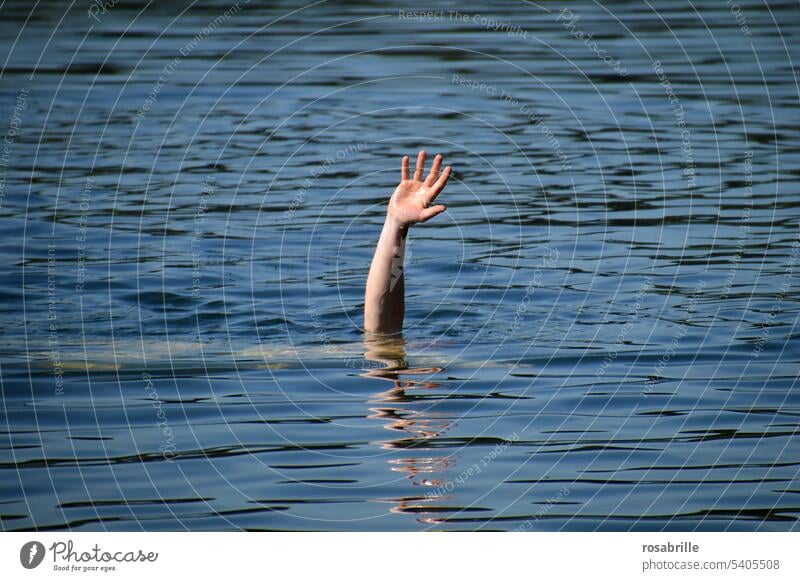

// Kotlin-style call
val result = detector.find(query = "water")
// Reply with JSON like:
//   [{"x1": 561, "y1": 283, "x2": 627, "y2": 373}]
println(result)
[{"x1": 1, "y1": 0, "x2": 798, "y2": 531}]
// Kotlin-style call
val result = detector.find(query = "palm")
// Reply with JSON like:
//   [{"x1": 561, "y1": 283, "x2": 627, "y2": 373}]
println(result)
[{"x1": 388, "y1": 151, "x2": 451, "y2": 226}]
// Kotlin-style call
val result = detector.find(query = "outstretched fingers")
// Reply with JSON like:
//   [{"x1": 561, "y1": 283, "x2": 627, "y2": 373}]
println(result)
[
  {"x1": 401, "y1": 155, "x2": 410, "y2": 181},
  {"x1": 425, "y1": 154, "x2": 442, "y2": 186},
  {"x1": 413, "y1": 150, "x2": 426, "y2": 181}
]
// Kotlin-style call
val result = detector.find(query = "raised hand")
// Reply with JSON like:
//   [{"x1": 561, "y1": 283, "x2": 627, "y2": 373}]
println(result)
[
  {"x1": 388, "y1": 150, "x2": 452, "y2": 226},
  {"x1": 365, "y1": 151, "x2": 454, "y2": 334}
]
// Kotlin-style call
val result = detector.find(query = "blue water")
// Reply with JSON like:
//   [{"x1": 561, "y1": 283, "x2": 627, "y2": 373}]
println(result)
[{"x1": 1, "y1": 0, "x2": 798, "y2": 531}]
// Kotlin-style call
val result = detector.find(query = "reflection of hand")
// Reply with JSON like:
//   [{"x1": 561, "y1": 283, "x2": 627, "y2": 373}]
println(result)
[{"x1": 387, "y1": 150, "x2": 451, "y2": 226}]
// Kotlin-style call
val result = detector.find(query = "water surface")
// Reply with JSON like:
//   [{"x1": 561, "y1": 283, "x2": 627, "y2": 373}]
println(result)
[{"x1": 0, "y1": 0, "x2": 798, "y2": 531}]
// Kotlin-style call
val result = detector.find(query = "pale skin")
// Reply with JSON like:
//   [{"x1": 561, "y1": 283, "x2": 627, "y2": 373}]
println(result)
[{"x1": 364, "y1": 151, "x2": 452, "y2": 334}]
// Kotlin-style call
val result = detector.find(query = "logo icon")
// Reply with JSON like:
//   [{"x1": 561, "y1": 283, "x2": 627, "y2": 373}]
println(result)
[{"x1": 20, "y1": 541, "x2": 45, "y2": 569}]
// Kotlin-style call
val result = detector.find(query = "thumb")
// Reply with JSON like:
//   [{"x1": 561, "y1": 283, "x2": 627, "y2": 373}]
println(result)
[{"x1": 420, "y1": 205, "x2": 446, "y2": 222}]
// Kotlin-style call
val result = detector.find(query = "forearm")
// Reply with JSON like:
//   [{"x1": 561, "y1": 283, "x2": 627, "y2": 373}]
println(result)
[{"x1": 364, "y1": 216, "x2": 408, "y2": 334}]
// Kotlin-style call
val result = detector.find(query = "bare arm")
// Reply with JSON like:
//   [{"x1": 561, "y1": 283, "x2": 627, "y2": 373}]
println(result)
[{"x1": 364, "y1": 151, "x2": 452, "y2": 334}]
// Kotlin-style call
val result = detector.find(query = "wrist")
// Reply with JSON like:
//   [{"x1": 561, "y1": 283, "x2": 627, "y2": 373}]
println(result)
[{"x1": 384, "y1": 214, "x2": 408, "y2": 237}]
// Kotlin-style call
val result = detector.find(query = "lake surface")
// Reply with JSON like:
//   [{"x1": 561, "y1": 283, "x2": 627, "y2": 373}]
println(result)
[{"x1": 1, "y1": 0, "x2": 798, "y2": 531}]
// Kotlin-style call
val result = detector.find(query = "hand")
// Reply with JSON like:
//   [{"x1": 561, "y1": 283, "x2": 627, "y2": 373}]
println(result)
[{"x1": 387, "y1": 150, "x2": 451, "y2": 227}]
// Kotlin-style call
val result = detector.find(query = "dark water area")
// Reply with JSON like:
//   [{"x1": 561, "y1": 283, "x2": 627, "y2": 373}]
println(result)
[{"x1": 0, "y1": 0, "x2": 798, "y2": 531}]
